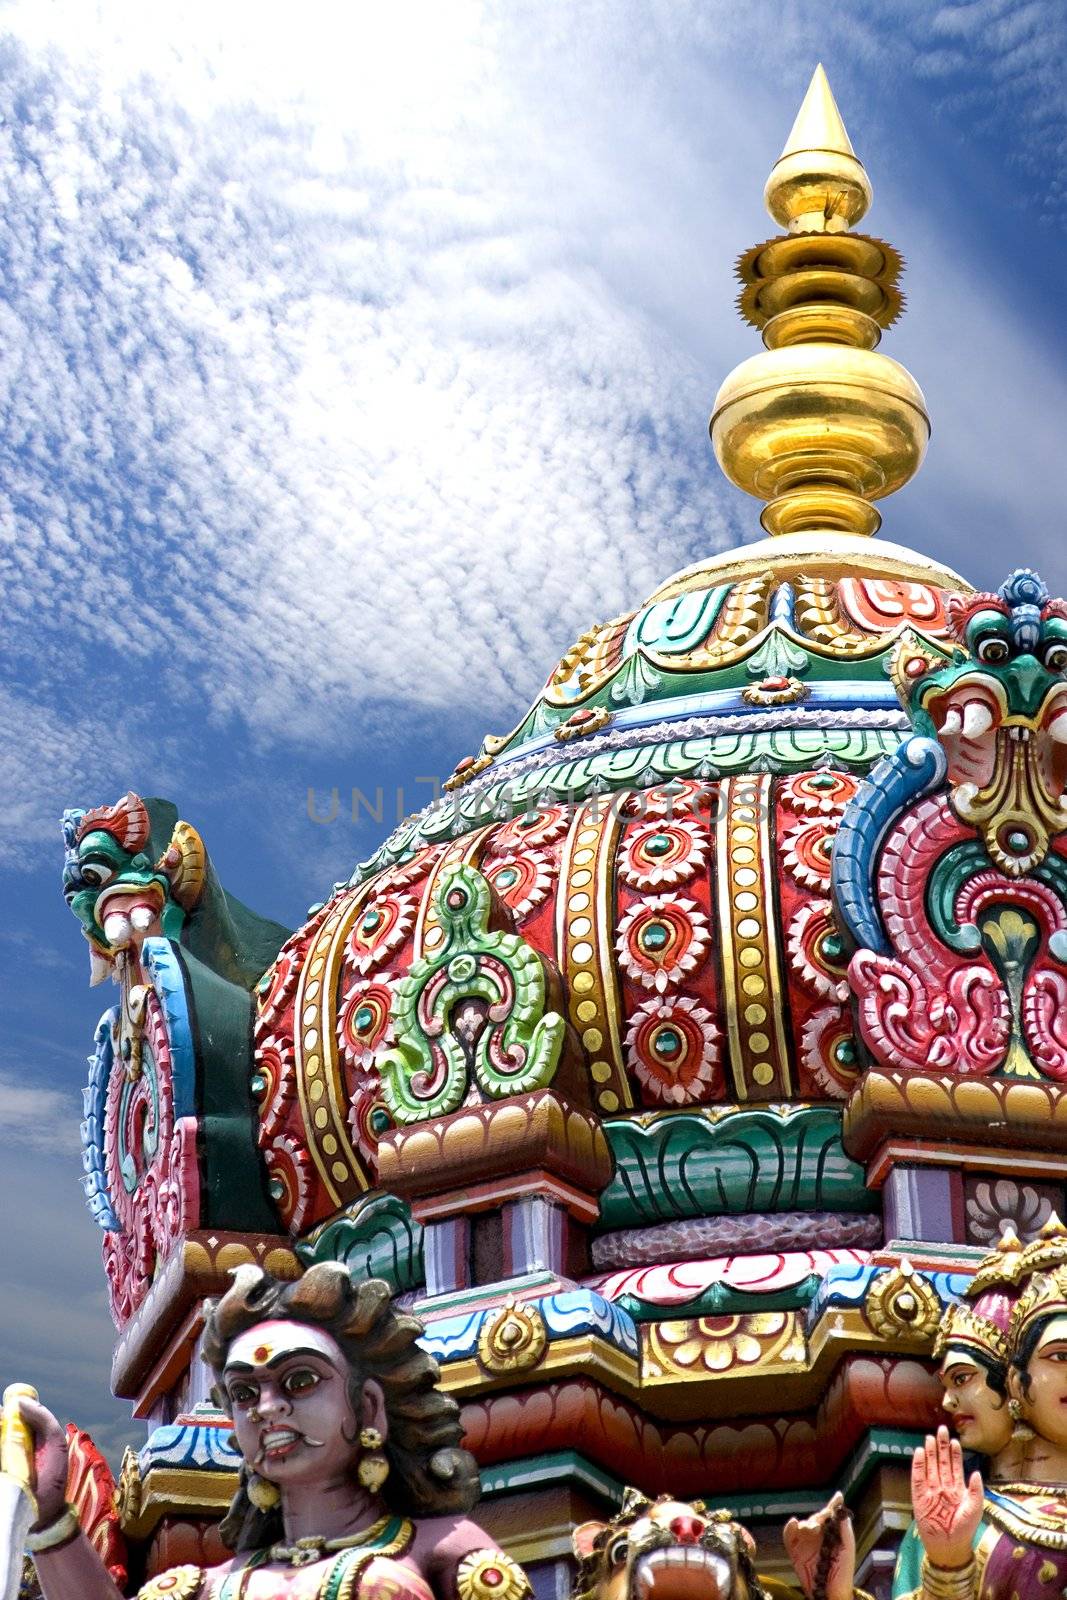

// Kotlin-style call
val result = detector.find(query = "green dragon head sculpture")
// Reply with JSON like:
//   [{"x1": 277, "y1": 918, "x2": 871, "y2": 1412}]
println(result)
[
  {"x1": 892, "y1": 569, "x2": 1067, "y2": 876},
  {"x1": 61, "y1": 792, "x2": 205, "y2": 982},
  {"x1": 62, "y1": 790, "x2": 289, "y2": 990},
  {"x1": 63, "y1": 787, "x2": 292, "y2": 985}
]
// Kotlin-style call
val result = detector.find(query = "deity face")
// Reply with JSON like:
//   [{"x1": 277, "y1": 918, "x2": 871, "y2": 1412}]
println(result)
[
  {"x1": 1017, "y1": 1314, "x2": 1067, "y2": 1449},
  {"x1": 938, "y1": 1350, "x2": 1012, "y2": 1456},
  {"x1": 223, "y1": 1318, "x2": 369, "y2": 1490}
]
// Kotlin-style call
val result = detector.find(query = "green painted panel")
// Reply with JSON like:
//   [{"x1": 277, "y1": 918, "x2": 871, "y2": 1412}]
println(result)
[
  {"x1": 298, "y1": 1190, "x2": 424, "y2": 1291},
  {"x1": 598, "y1": 1105, "x2": 873, "y2": 1228},
  {"x1": 624, "y1": 586, "x2": 732, "y2": 656}
]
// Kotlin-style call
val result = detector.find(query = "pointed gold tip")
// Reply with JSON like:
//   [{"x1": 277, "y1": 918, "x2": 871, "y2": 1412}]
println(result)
[
  {"x1": 778, "y1": 64, "x2": 857, "y2": 162},
  {"x1": 764, "y1": 64, "x2": 873, "y2": 234}
]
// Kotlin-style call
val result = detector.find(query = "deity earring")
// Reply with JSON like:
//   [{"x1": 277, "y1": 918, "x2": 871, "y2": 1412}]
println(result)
[
  {"x1": 248, "y1": 1472, "x2": 281, "y2": 1511},
  {"x1": 1009, "y1": 1398, "x2": 1035, "y2": 1441},
  {"x1": 358, "y1": 1426, "x2": 389, "y2": 1492}
]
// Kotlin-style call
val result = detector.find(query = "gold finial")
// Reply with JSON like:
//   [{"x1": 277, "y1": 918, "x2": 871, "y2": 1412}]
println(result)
[
  {"x1": 1016, "y1": 1213, "x2": 1067, "y2": 1280},
  {"x1": 764, "y1": 64, "x2": 872, "y2": 234},
  {"x1": 966, "y1": 1223, "x2": 1025, "y2": 1297},
  {"x1": 710, "y1": 66, "x2": 929, "y2": 542}
]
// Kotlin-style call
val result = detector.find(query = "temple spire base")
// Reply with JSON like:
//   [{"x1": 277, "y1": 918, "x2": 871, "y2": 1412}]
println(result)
[{"x1": 759, "y1": 487, "x2": 881, "y2": 539}]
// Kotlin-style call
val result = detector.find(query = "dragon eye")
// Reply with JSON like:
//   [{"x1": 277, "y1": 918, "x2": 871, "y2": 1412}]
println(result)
[
  {"x1": 79, "y1": 862, "x2": 116, "y2": 889},
  {"x1": 607, "y1": 1537, "x2": 629, "y2": 1568},
  {"x1": 976, "y1": 636, "x2": 1010, "y2": 665},
  {"x1": 1043, "y1": 643, "x2": 1067, "y2": 673}
]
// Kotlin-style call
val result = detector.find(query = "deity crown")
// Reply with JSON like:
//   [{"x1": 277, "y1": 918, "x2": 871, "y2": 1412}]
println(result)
[
  {"x1": 932, "y1": 1300, "x2": 1009, "y2": 1366},
  {"x1": 1015, "y1": 1214, "x2": 1067, "y2": 1282},
  {"x1": 1007, "y1": 1264, "x2": 1067, "y2": 1361},
  {"x1": 965, "y1": 1225, "x2": 1024, "y2": 1297}
]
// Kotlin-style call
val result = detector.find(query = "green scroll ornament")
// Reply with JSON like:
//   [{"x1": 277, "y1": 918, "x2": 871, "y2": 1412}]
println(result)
[{"x1": 378, "y1": 865, "x2": 565, "y2": 1124}]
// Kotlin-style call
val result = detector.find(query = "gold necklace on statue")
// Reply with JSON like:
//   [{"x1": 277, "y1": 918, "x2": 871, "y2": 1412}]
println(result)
[{"x1": 267, "y1": 1512, "x2": 410, "y2": 1567}]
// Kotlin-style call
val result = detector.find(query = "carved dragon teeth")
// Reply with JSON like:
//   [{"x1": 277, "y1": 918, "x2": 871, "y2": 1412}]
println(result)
[{"x1": 632, "y1": 1547, "x2": 733, "y2": 1600}]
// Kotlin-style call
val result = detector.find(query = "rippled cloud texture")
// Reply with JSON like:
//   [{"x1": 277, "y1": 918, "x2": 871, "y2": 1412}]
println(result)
[{"x1": 1, "y1": 0, "x2": 1066, "y2": 1454}]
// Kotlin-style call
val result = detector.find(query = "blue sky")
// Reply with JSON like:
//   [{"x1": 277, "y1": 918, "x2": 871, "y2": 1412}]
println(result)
[{"x1": 2, "y1": 0, "x2": 1067, "y2": 1461}]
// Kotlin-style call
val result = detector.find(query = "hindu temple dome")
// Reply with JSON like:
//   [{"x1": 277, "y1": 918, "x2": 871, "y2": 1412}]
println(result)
[{"x1": 48, "y1": 64, "x2": 1067, "y2": 1600}]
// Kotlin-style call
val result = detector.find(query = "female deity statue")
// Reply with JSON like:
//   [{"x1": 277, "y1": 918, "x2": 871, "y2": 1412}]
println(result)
[
  {"x1": 17, "y1": 1263, "x2": 532, "y2": 1600},
  {"x1": 782, "y1": 1228, "x2": 1052, "y2": 1600},
  {"x1": 903, "y1": 1262, "x2": 1067, "y2": 1600},
  {"x1": 782, "y1": 1289, "x2": 1017, "y2": 1600},
  {"x1": 890, "y1": 1232, "x2": 1026, "y2": 1596}
]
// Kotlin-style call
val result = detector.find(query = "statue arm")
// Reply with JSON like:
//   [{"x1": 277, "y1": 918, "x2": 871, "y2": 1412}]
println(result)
[
  {"x1": 414, "y1": 1515, "x2": 532, "y2": 1600},
  {"x1": 32, "y1": 1533, "x2": 141, "y2": 1600},
  {"x1": 19, "y1": 1399, "x2": 131, "y2": 1600}
]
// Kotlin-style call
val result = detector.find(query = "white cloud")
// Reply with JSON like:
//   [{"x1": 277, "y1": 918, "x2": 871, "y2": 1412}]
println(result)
[
  {"x1": 0, "y1": 683, "x2": 156, "y2": 868},
  {"x1": 0, "y1": 0, "x2": 1063, "y2": 826},
  {"x1": 0, "y1": 1138, "x2": 139, "y2": 1460},
  {"x1": 0, "y1": 1070, "x2": 81, "y2": 1153},
  {"x1": 0, "y1": 0, "x2": 1065, "y2": 1471}
]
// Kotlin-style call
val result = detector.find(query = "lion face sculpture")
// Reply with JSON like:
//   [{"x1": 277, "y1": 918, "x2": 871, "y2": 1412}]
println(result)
[{"x1": 572, "y1": 1490, "x2": 768, "y2": 1600}]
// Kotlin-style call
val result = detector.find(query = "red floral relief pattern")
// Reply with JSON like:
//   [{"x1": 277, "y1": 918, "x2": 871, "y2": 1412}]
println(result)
[
  {"x1": 481, "y1": 810, "x2": 563, "y2": 959},
  {"x1": 613, "y1": 793, "x2": 723, "y2": 1106},
  {"x1": 776, "y1": 771, "x2": 861, "y2": 1099},
  {"x1": 252, "y1": 901, "x2": 328, "y2": 1233}
]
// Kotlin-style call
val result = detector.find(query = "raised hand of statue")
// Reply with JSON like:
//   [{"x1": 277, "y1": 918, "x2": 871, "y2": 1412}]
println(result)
[
  {"x1": 16, "y1": 1395, "x2": 70, "y2": 1530},
  {"x1": 912, "y1": 1426, "x2": 984, "y2": 1571},
  {"x1": 784, "y1": 1491, "x2": 855, "y2": 1600}
]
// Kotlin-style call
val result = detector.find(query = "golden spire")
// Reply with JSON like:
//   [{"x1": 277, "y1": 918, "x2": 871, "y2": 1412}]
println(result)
[
  {"x1": 765, "y1": 63, "x2": 872, "y2": 234},
  {"x1": 711, "y1": 66, "x2": 929, "y2": 540}
]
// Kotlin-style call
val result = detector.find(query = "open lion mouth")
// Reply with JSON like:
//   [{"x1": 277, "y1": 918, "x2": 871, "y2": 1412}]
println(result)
[
  {"x1": 924, "y1": 680, "x2": 1006, "y2": 789},
  {"x1": 94, "y1": 884, "x2": 165, "y2": 950},
  {"x1": 925, "y1": 678, "x2": 1067, "y2": 799},
  {"x1": 631, "y1": 1547, "x2": 734, "y2": 1600}
]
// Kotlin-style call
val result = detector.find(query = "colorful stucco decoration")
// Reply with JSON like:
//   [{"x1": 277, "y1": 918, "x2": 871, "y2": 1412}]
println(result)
[{"x1": 22, "y1": 61, "x2": 1067, "y2": 1600}]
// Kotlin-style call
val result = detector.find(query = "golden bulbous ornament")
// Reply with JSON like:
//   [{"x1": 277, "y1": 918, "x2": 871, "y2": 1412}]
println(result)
[
  {"x1": 711, "y1": 343, "x2": 930, "y2": 535},
  {"x1": 711, "y1": 63, "x2": 927, "y2": 542}
]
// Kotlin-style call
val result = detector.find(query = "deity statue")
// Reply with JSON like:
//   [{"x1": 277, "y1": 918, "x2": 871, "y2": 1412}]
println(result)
[
  {"x1": 890, "y1": 1231, "x2": 1027, "y2": 1596},
  {"x1": 17, "y1": 1263, "x2": 532, "y2": 1600},
  {"x1": 901, "y1": 1261, "x2": 1067, "y2": 1600},
  {"x1": 784, "y1": 1227, "x2": 1067, "y2": 1600}
]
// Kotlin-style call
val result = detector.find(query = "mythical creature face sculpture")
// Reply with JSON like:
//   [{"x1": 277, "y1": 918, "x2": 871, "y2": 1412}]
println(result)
[
  {"x1": 573, "y1": 1491, "x2": 766, "y2": 1600},
  {"x1": 898, "y1": 569, "x2": 1067, "y2": 876},
  {"x1": 61, "y1": 792, "x2": 204, "y2": 980}
]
